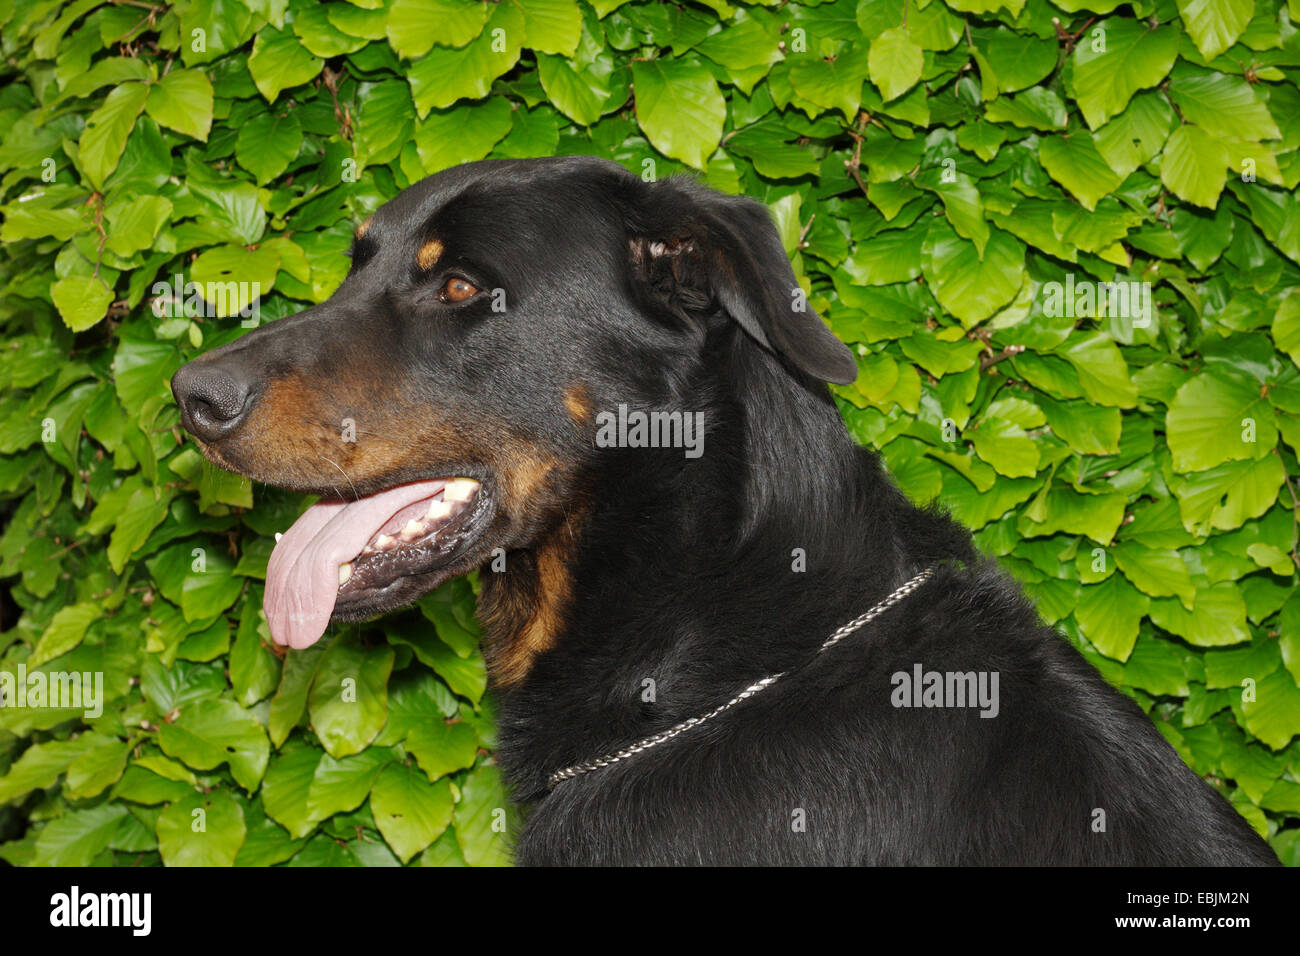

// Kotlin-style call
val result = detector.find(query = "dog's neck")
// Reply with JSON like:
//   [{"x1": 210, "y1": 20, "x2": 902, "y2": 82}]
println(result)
[{"x1": 478, "y1": 337, "x2": 972, "y2": 796}]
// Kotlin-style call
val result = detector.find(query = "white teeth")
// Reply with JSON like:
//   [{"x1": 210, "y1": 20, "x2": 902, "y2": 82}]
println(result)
[
  {"x1": 275, "y1": 532, "x2": 283, "y2": 542},
  {"x1": 338, "y1": 562, "x2": 352, "y2": 585},
  {"x1": 444, "y1": 478, "x2": 478, "y2": 503},
  {"x1": 358, "y1": 483, "x2": 477, "y2": 559}
]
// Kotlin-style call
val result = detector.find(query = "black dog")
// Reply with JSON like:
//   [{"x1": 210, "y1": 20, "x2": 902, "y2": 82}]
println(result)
[{"x1": 172, "y1": 156, "x2": 1279, "y2": 865}]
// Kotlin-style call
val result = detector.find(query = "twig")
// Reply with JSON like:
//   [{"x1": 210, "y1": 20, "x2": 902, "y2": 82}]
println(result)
[
  {"x1": 797, "y1": 213, "x2": 816, "y2": 249},
  {"x1": 844, "y1": 111, "x2": 871, "y2": 198},
  {"x1": 980, "y1": 344, "x2": 1025, "y2": 371}
]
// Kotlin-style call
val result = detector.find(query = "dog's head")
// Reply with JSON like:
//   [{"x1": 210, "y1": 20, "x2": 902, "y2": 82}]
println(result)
[{"x1": 171, "y1": 156, "x2": 855, "y2": 651}]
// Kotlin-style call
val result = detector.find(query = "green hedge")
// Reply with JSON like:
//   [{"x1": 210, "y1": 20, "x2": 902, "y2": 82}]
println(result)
[{"x1": 1, "y1": 0, "x2": 1299, "y2": 866}]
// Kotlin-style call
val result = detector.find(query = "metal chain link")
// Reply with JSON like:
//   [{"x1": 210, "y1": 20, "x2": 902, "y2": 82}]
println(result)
[{"x1": 547, "y1": 565, "x2": 936, "y2": 790}]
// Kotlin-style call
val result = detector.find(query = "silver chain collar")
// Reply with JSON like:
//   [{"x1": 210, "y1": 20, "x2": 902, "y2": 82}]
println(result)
[{"x1": 546, "y1": 565, "x2": 937, "y2": 790}]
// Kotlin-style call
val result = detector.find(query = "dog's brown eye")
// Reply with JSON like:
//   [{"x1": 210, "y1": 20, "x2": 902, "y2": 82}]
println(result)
[{"x1": 440, "y1": 277, "x2": 478, "y2": 303}]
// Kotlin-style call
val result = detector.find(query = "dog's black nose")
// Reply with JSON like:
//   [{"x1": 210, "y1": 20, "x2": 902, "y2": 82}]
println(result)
[{"x1": 171, "y1": 361, "x2": 252, "y2": 442}]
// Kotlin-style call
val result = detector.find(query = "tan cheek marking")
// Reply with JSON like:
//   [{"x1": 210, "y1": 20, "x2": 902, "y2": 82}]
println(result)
[
  {"x1": 481, "y1": 523, "x2": 581, "y2": 688},
  {"x1": 356, "y1": 216, "x2": 373, "y2": 239},
  {"x1": 417, "y1": 239, "x2": 445, "y2": 270},
  {"x1": 503, "y1": 450, "x2": 558, "y2": 510}
]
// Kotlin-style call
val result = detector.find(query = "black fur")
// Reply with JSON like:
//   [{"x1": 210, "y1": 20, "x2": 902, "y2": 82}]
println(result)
[{"x1": 173, "y1": 157, "x2": 1280, "y2": 866}]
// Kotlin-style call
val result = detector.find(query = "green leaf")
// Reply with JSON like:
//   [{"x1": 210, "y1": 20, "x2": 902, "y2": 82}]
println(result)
[
  {"x1": 158, "y1": 698, "x2": 270, "y2": 791},
  {"x1": 406, "y1": 720, "x2": 479, "y2": 782},
  {"x1": 843, "y1": 227, "x2": 926, "y2": 285},
  {"x1": 969, "y1": 397, "x2": 1045, "y2": 478},
  {"x1": 788, "y1": 44, "x2": 870, "y2": 122},
  {"x1": 145, "y1": 69, "x2": 214, "y2": 141},
  {"x1": 982, "y1": 88, "x2": 1067, "y2": 130},
  {"x1": 1038, "y1": 133, "x2": 1123, "y2": 211},
  {"x1": 230, "y1": 602, "x2": 281, "y2": 707},
  {"x1": 1274, "y1": 296, "x2": 1300, "y2": 368},
  {"x1": 414, "y1": 99, "x2": 514, "y2": 174},
  {"x1": 307, "y1": 639, "x2": 395, "y2": 758},
  {"x1": 181, "y1": 548, "x2": 244, "y2": 622},
  {"x1": 189, "y1": 245, "x2": 282, "y2": 317},
  {"x1": 696, "y1": 14, "x2": 783, "y2": 72},
  {"x1": 113, "y1": 765, "x2": 195, "y2": 805},
  {"x1": 370, "y1": 762, "x2": 455, "y2": 862},
  {"x1": 1072, "y1": 18, "x2": 1179, "y2": 129},
  {"x1": 293, "y1": 2, "x2": 367, "y2": 57},
  {"x1": 78, "y1": 81, "x2": 149, "y2": 190},
  {"x1": 1093, "y1": 92, "x2": 1175, "y2": 180},
  {"x1": 1168, "y1": 70, "x2": 1281, "y2": 143},
  {"x1": 1054, "y1": 333, "x2": 1138, "y2": 408},
  {"x1": 1169, "y1": 204, "x2": 1235, "y2": 271},
  {"x1": 51, "y1": 275, "x2": 114, "y2": 333},
  {"x1": 1035, "y1": 394, "x2": 1121, "y2": 454},
  {"x1": 1120, "y1": 633, "x2": 1192, "y2": 697},
  {"x1": 1018, "y1": 486, "x2": 1127, "y2": 543},
  {"x1": 387, "y1": 623, "x2": 487, "y2": 703},
  {"x1": 632, "y1": 57, "x2": 725, "y2": 170},
  {"x1": 352, "y1": 79, "x2": 416, "y2": 170},
  {"x1": 979, "y1": 27, "x2": 1056, "y2": 92},
  {"x1": 0, "y1": 735, "x2": 115, "y2": 804},
  {"x1": 1240, "y1": 667, "x2": 1300, "y2": 750},
  {"x1": 1075, "y1": 572, "x2": 1150, "y2": 661},
  {"x1": 1177, "y1": 0, "x2": 1255, "y2": 60},
  {"x1": 1111, "y1": 543, "x2": 1196, "y2": 606},
  {"x1": 921, "y1": 171, "x2": 989, "y2": 256},
  {"x1": 386, "y1": 0, "x2": 486, "y2": 58},
  {"x1": 956, "y1": 121, "x2": 1006, "y2": 161},
  {"x1": 920, "y1": 220, "x2": 1025, "y2": 327},
  {"x1": 247, "y1": 25, "x2": 323, "y2": 103},
  {"x1": 268, "y1": 643, "x2": 326, "y2": 747},
  {"x1": 1169, "y1": 456, "x2": 1286, "y2": 534},
  {"x1": 262, "y1": 742, "x2": 395, "y2": 839},
  {"x1": 868, "y1": 27, "x2": 923, "y2": 103},
  {"x1": 518, "y1": 0, "x2": 582, "y2": 57},
  {"x1": 31, "y1": 602, "x2": 101, "y2": 667},
  {"x1": 105, "y1": 195, "x2": 172, "y2": 257},
  {"x1": 33, "y1": 804, "x2": 129, "y2": 866},
  {"x1": 178, "y1": 0, "x2": 258, "y2": 64},
  {"x1": 1149, "y1": 583, "x2": 1250, "y2": 647},
  {"x1": 494, "y1": 104, "x2": 560, "y2": 159},
  {"x1": 157, "y1": 789, "x2": 247, "y2": 866},
  {"x1": 234, "y1": 798, "x2": 308, "y2": 866},
  {"x1": 64, "y1": 740, "x2": 132, "y2": 800},
  {"x1": 1164, "y1": 124, "x2": 1232, "y2": 206},
  {"x1": 408, "y1": 3, "x2": 524, "y2": 115},
  {"x1": 235, "y1": 110, "x2": 302, "y2": 184},
  {"x1": 726, "y1": 120, "x2": 821, "y2": 179},
  {"x1": 1, "y1": 207, "x2": 87, "y2": 242},
  {"x1": 454, "y1": 763, "x2": 513, "y2": 866},
  {"x1": 1167, "y1": 370, "x2": 1276, "y2": 471},
  {"x1": 107, "y1": 486, "x2": 172, "y2": 573}
]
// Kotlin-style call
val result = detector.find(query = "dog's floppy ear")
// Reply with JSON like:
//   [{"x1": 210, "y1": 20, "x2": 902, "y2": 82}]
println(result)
[{"x1": 627, "y1": 179, "x2": 857, "y2": 386}]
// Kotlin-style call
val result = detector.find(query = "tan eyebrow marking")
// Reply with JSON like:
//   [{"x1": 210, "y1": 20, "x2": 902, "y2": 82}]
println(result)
[
  {"x1": 416, "y1": 238, "x2": 445, "y2": 270},
  {"x1": 356, "y1": 216, "x2": 373, "y2": 239},
  {"x1": 564, "y1": 385, "x2": 592, "y2": 425}
]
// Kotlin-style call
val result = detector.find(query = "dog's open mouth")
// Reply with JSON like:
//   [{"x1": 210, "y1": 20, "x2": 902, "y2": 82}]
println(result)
[{"x1": 264, "y1": 477, "x2": 490, "y2": 649}]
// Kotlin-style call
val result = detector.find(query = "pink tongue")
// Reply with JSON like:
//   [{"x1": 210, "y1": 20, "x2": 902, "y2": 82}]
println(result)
[{"x1": 265, "y1": 480, "x2": 448, "y2": 649}]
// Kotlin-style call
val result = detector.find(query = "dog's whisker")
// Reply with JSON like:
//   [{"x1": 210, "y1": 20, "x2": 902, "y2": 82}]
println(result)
[{"x1": 318, "y1": 454, "x2": 360, "y2": 501}]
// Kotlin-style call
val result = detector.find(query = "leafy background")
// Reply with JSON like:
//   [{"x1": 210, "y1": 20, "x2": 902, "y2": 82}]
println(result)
[{"x1": 0, "y1": 0, "x2": 1298, "y2": 866}]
